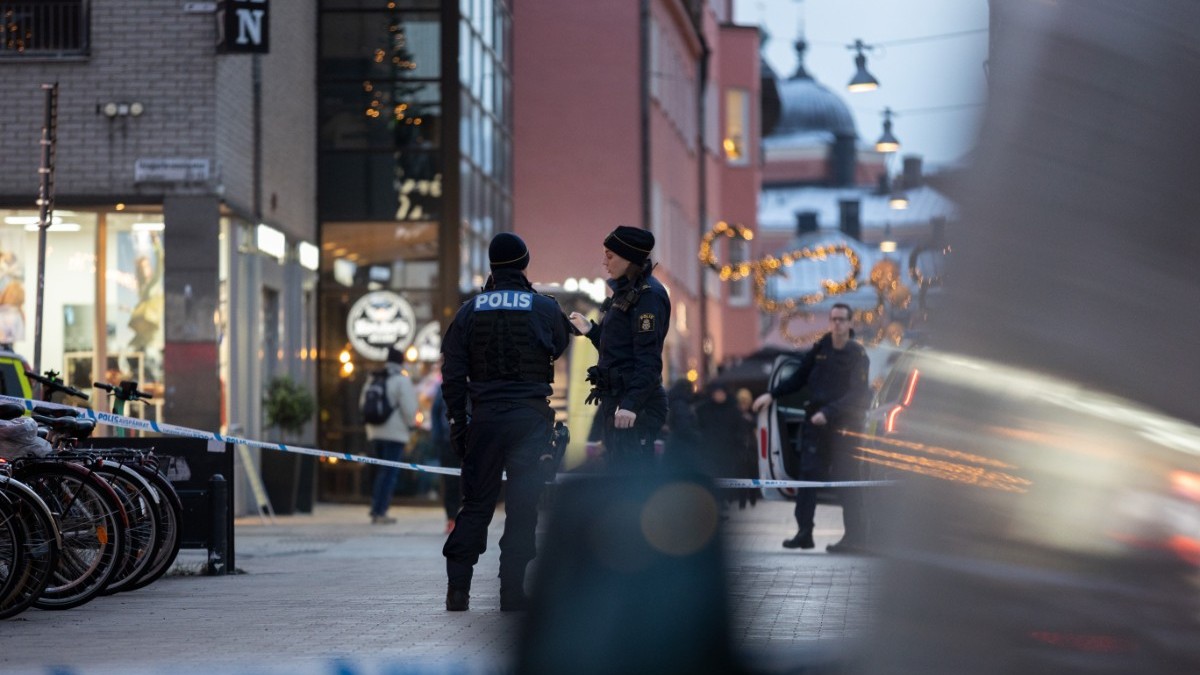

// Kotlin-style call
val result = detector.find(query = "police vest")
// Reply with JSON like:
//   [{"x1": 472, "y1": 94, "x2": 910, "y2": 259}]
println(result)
[{"x1": 467, "y1": 290, "x2": 553, "y2": 383}]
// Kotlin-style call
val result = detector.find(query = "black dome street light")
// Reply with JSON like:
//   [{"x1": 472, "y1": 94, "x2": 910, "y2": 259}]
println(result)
[
  {"x1": 847, "y1": 39, "x2": 879, "y2": 92},
  {"x1": 876, "y1": 107, "x2": 900, "y2": 153}
]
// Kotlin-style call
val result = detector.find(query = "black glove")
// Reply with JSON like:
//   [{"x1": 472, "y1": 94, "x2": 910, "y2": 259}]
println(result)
[{"x1": 450, "y1": 420, "x2": 469, "y2": 460}]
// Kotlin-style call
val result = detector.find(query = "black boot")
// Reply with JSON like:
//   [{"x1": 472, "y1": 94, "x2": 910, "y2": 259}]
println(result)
[
  {"x1": 446, "y1": 587, "x2": 470, "y2": 611},
  {"x1": 782, "y1": 531, "x2": 815, "y2": 549}
]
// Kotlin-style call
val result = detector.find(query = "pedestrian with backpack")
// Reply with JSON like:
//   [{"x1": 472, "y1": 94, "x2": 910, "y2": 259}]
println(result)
[{"x1": 361, "y1": 345, "x2": 419, "y2": 524}]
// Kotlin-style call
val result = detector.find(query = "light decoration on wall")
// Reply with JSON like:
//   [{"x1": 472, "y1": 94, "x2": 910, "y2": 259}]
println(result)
[
  {"x1": 700, "y1": 221, "x2": 948, "y2": 348},
  {"x1": 699, "y1": 221, "x2": 860, "y2": 313}
]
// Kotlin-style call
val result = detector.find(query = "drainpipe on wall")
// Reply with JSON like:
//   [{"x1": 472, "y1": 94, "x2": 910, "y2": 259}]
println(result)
[
  {"x1": 696, "y1": 37, "x2": 711, "y2": 386},
  {"x1": 252, "y1": 54, "x2": 263, "y2": 222},
  {"x1": 640, "y1": 0, "x2": 651, "y2": 232}
]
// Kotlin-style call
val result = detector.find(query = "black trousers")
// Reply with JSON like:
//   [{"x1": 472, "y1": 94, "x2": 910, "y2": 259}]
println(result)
[
  {"x1": 443, "y1": 400, "x2": 552, "y2": 591},
  {"x1": 793, "y1": 423, "x2": 863, "y2": 540},
  {"x1": 792, "y1": 422, "x2": 832, "y2": 534}
]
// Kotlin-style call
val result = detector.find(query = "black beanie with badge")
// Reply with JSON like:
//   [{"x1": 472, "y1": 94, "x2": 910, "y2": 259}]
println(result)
[
  {"x1": 603, "y1": 225, "x2": 654, "y2": 266},
  {"x1": 488, "y1": 232, "x2": 530, "y2": 270}
]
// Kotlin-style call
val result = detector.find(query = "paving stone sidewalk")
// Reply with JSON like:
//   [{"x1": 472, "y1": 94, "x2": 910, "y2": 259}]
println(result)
[{"x1": 0, "y1": 499, "x2": 877, "y2": 675}]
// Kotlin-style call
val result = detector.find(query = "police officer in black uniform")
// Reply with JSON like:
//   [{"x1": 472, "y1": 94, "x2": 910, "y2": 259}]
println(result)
[
  {"x1": 569, "y1": 225, "x2": 670, "y2": 467},
  {"x1": 441, "y1": 232, "x2": 572, "y2": 612},
  {"x1": 752, "y1": 302, "x2": 870, "y2": 552}
]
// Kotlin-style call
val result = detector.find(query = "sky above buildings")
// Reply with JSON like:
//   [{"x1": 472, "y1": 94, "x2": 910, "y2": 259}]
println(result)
[{"x1": 734, "y1": 0, "x2": 990, "y2": 169}]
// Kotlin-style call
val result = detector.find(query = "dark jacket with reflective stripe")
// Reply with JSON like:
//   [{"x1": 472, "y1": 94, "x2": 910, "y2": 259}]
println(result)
[{"x1": 441, "y1": 269, "x2": 572, "y2": 420}]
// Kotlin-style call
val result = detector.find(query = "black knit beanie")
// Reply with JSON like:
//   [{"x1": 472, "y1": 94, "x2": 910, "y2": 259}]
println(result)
[
  {"x1": 603, "y1": 225, "x2": 654, "y2": 266},
  {"x1": 488, "y1": 232, "x2": 530, "y2": 270}
]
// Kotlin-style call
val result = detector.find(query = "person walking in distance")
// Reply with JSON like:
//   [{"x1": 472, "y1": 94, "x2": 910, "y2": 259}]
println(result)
[
  {"x1": 752, "y1": 303, "x2": 869, "y2": 552},
  {"x1": 361, "y1": 346, "x2": 419, "y2": 525},
  {"x1": 440, "y1": 232, "x2": 572, "y2": 611},
  {"x1": 568, "y1": 226, "x2": 670, "y2": 468}
]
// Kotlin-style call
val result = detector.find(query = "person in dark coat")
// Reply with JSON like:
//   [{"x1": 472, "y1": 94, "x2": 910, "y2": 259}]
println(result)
[
  {"x1": 568, "y1": 226, "x2": 670, "y2": 468},
  {"x1": 440, "y1": 232, "x2": 573, "y2": 611},
  {"x1": 752, "y1": 303, "x2": 870, "y2": 553},
  {"x1": 694, "y1": 383, "x2": 744, "y2": 480},
  {"x1": 664, "y1": 378, "x2": 701, "y2": 461}
]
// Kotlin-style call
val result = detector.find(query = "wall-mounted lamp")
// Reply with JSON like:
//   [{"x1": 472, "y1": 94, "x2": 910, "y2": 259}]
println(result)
[
  {"x1": 99, "y1": 101, "x2": 145, "y2": 118},
  {"x1": 847, "y1": 40, "x2": 879, "y2": 93},
  {"x1": 256, "y1": 223, "x2": 287, "y2": 261},
  {"x1": 876, "y1": 107, "x2": 900, "y2": 153}
]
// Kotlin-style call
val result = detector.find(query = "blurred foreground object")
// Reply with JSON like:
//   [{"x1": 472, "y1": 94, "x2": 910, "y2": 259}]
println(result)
[
  {"x1": 516, "y1": 470, "x2": 739, "y2": 675},
  {"x1": 865, "y1": 1, "x2": 1200, "y2": 673}
]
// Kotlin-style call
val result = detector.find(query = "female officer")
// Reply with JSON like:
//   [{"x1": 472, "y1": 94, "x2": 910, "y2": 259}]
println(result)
[{"x1": 569, "y1": 226, "x2": 670, "y2": 467}]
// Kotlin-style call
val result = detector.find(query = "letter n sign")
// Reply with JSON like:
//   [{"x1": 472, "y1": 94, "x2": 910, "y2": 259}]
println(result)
[{"x1": 218, "y1": 0, "x2": 269, "y2": 54}]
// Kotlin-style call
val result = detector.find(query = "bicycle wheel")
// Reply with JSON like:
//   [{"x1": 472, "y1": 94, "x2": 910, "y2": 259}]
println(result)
[
  {"x1": 125, "y1": 465, "x2": 182, "y2": 591},
  {"x1": 95, "y1": 462, "x2": 159, "y2": 594},
  {"x1": 0, "y1": 497, "x2": 19, "y2": 610},
  {"x1": 0, "y1": 475, "x2": 61, "y2": 619},
  {"x1": 17, "y1": 462, "x2": 127, "y2": 610}
]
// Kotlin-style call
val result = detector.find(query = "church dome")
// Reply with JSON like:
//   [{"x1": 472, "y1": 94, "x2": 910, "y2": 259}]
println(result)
[{"x1": 768, "y1": 41, "x2": 857, "y2": 140}]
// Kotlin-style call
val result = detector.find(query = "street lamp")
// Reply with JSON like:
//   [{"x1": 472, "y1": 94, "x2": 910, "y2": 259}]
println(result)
[
  {"x1": 880, "y1": 224, "x2": 897, "y2": 253},
  {"x1": 876, "y1": 108, "x2": 900, "y2": 153},
  {"x1": 847, "y1": 40, "x2": 879, "y2": 92}
]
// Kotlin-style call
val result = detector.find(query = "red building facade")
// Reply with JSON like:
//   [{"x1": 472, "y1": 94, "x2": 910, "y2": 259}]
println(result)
[{"x1": 513, "y1": 0, "x2": 762, "y2": 384}]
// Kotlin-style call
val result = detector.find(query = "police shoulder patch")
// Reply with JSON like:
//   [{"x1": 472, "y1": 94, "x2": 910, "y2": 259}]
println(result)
[{"x1": 637, "y1": 313, "x2": 656, "y2": 332}]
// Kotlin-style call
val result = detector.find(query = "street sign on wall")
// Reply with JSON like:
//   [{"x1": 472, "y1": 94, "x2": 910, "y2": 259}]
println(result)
[{"x1": 217, "y1": 0, "x2": 269, "y2": 54}]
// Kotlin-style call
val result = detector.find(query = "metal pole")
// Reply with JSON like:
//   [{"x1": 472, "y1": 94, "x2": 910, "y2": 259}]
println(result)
[
  {"x1": 34, "y1": 83, "x2": 59, "y2": 375},
  {"x1": 208, "y1": 473, "x2": 229, "y2": 575}
]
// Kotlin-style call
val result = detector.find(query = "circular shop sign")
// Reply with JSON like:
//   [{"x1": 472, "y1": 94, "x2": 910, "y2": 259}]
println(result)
[
  {"x1": 346, "y1": 290, "x2": 417, "y2": 361},
  {"x1": 414, "y1": 321, "x2": 442, "y2": 363}
]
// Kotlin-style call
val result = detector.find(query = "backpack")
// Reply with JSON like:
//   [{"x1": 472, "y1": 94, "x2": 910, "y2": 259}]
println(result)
[{"x1": 360, "y1": 369, "x2": 394, "y2": 425}]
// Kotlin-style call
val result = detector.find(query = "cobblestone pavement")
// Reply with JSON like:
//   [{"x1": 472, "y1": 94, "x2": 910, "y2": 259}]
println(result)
[{"x1": 0, "y1": 497, "x2": 877, "y2": 675}]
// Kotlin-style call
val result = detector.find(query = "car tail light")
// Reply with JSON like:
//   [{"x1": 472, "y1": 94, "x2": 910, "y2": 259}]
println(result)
[
  {"x1": 885, "y1": 405, "x2": 904, "y2": 434},
  {"x1": 759, "y1": 427, "x2": 767, "y2": 459}
]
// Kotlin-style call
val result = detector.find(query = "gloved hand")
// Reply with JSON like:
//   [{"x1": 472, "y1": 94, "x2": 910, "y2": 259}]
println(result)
[{"x1": 450, "y1": 420, "x2": 469, "y2": 460}]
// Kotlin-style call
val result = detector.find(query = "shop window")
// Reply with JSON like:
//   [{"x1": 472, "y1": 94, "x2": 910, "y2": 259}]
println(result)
[
  {"x1": 104, "y1": 214, "x2": 165, "y2": 417},
  {"x1": 0, "y1": 209, "x2": 97, "y2": 390}
]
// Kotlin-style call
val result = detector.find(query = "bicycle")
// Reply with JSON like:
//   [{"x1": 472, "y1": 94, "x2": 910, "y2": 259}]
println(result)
[{"x1": 0, "y1": 453, "x2": 61, "y2": 618}]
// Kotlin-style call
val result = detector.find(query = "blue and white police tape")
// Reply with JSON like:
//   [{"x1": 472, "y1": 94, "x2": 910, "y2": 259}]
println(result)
[{"x1": 0, "y1": 394, "x2": 893, "y2": 489}]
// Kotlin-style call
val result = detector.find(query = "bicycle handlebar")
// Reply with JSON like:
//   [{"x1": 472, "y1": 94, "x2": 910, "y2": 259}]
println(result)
[
  {"x1": 25, "y1": 370, "x2": 89, "y2": 401},
  {"x1": 92, "y1": 380, "x2": 153, "y2": 402}
]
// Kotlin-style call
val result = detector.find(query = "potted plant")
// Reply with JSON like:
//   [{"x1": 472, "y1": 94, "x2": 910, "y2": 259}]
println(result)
[{"x1": 261, "y1": 375, "x2": 316, "y2": 514}]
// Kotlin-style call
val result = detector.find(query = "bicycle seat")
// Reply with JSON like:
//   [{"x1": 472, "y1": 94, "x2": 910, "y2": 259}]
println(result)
[
  {"x1": 0, "y1": 402, "x2": 25, "y2": 420},
  {"x1": 31, "y1": 413, "x2": 81, "y2": 430},
  {"x1": 31, "y1": 405, "x2": 78, "y2": 418}
]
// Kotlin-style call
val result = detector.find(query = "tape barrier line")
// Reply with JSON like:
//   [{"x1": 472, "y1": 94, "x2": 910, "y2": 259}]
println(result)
[{"x1": 0, "y1": 395, "x2": 894, "y2": 489}]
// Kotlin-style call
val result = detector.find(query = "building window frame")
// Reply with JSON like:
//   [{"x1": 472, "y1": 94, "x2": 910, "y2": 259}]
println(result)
[
  {"x1": 0, "y1": 0, "x2": 90, "y2": 59},
  {"x1": 723, "y1": 87, "x2": 750, "y2": 166}
]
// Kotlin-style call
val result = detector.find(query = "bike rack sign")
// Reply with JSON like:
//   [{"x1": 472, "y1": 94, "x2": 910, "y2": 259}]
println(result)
[{"x1": 346, "y1": 290, "x2": 417, "y2": 361}]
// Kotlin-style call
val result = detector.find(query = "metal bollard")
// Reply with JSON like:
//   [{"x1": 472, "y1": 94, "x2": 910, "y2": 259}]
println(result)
[{"x1": 207, "y1": 473, "x2": 228, "y2": 575}]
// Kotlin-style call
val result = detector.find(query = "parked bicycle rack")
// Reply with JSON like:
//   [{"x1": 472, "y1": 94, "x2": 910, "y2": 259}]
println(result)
[{"x1": 83, "y1": 437, "x2": 235, "y2": 574}]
